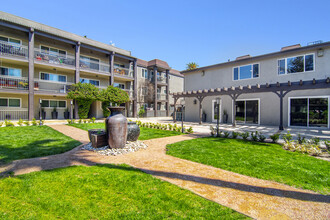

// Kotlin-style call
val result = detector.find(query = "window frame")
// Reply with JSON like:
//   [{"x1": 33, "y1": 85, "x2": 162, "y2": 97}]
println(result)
[
  {"x1": 0, "y1": 66, "x2": 22, "y2": 78},
  {"x1": 0, "y1": 35, "x2": 22, "y2": 45},
  {"x1": 40, "y1": 99, "x2": 67, "y2": 109},
  {"x1": 277, "y1": 53, "x2": 315, "y2": 75},
  {"x1": 232, "y1": 63, "x2": 260, "y2": 81},
  {"x1": 80, "y1": 78, "x2": 100, "y2": 87},
  {"x1": 288, "y1": 96, "x2": 329, "y2": 128},
  {"x1": 0, "y1": 97, "x2": 21, "y2": 108},
  {"x1": 113, "y1": 82, "x2": 125, "y2": 89},
  {"x1": 232, "y1": 98, "x2": 260, "y2": 125},
  {"x1": 40, "y1": 45, "x2": 67, "y2": 58},
  {"x1": 39, "y1": 72, "x2": 67, "y2": 83}
]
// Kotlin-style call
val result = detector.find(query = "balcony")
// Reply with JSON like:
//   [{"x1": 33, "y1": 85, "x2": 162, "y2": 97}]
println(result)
[
  {"x1": 80, "y1": 58, "x2": 110, "y2": 74},
  {"x1": 0, "y1": 109, "x2": 28, "y2": 121},
  {"x1": 34, "y1": 48, "x2": 75, "y2": 67},
  {"x1": 0, "y1": 41, "x2": 28, "y2": 59},
  {"x1": 114, "y1": 67, "x2": 134, "y2": 78},
  {"x1": 0, "y1": 76, "x2": 29, "y2": 90},
  {"x1": 123, "y1": 89, "x2": 134, "y2": 99},
  {"x1": 157, "y1": 110, "x2": 167, "y2": 117},
  {"x1": 157, "y1": 76, "x2": 167, "y2": 84},
  {"x1": 157, "y1": 93, "x2": 167, "y2": 101},
  {"x1": 34, "y1": 80, "x2": 72, "y2": 94}
]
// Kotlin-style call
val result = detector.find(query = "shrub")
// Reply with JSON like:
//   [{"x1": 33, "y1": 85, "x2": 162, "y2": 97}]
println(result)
[
  {"x1": 187, "y1": 127, "x2": 193, "y2": 134},
  {"x1": 176, "y1": 126, "x2": 182, "y2": 133},
  {"x1": 325, "y1": 141, "x2": 330, "y2": 152},
  {"x1": 39, "y1": 120, "x2": 45, "y2": 126},
  {"x1": 311, "y1": 137, "x2": 320, "y2": 145},
  {"x1": 168, "y1": 124, "x2": 173, "y2": 131},
  {"x1": 0, "y1": 122, "x2": 3, "y2": 127},
  {"x1": 231, "y1": 131, "x2": 239, "y2": 139},
  {"x1": 138, "y1": 108, "x2": 145, "y2": 118},
  {"x1": 78, "y1": 119, "x2": 82, "y2": 124},
  {"x1": 24, "y1": 121, "x2": 30, "y2": 126},
  {"x1": 240, "y1": 132, "x2": 249, "y2": 141},
  {"x1": 5, "y1": 120, "x2": 14, "y2": 127},
  {"x1": 258, "y1": 133, "x2": 266, "y2": 142},
  {"x1": 83, "y1": 119, "x2": 88, "y2": 123},
  {"x1": 18, "y1": 118, "x2": 24, "y2": 126},
  {"x1": 270, "y1": 133, "x2": 280, "y2": 143},
  {"x1": 162, "y1": 124, "x2": 168, "y2": 130},
  {"x1": 282, "y1": 131, "x2": 292, "y2": 143},
  {"x1": 91, "y1": 117, "x2": 96, "y2": 123},
  {"x1": 297, "y1": 134, "x2": 306, "y2": 144},
  {"x1": 250, "y1": 131, "x2": 259, "y2": 142},
  {"x1": 31, "y1": 118, "x2": 38, "y2": 126},
  {"x1": 283, "y1": 140, "x2": 322, "y2": 156},
  {"x1": 223, "y1": 131, "x2": 230, "y2": 138},
  {"x1": 101, "y1": 101, "x2": 110, "y2": 118},
  {"x1": 67, "y1": 119, "x2": 72, "y2": 124},
  {"x1": 173, "y1": 124, "x2": 177, "y2": 131}
]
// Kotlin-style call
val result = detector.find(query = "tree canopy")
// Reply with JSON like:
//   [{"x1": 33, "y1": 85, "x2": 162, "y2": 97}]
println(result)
[
  {"x1": 99, "y1": 86, "x2": 130, "y2": 105},
  {"x1": 186, "y1": 62, "x2": 199, "y2": 70}
]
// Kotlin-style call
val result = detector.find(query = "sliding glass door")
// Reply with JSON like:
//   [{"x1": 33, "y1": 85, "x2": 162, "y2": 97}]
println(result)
[
  {"x1": 290, "y1": 97, "x2": 328, "y2": 127},
  {"x1": 235, "y1": 99, "x2": 259, "y2": 124},
  {"x1": 212, "y1": 100, "x2": 221, "y2": 122}
]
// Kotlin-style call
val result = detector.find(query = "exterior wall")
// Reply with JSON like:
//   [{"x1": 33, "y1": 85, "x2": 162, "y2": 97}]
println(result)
[
  {"x1": 33, "y1": 95, "x2": 69, "y2": 120},
  {"x1": 169, "y1": 74, "x2": 184, "y2": 105}
]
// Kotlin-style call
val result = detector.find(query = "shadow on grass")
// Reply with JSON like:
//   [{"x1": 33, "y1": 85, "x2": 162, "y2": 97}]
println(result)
[{"x1": 0, "y1": 139, "x2": 79, "y2": 165}]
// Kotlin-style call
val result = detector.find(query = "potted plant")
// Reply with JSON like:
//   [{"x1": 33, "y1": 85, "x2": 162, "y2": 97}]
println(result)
[
  {"x1": 223, "y1": 109, "x2": 228, "y2": 123},
  {"x1": 64, "y1": 107, "x2": 70, "y2": 119},
  {"x1": 202, "y1": 111, "x2": 207, "y2": 122},
  {"x1": 51, "y1": 107, "x2": 58, "y2": 119}
]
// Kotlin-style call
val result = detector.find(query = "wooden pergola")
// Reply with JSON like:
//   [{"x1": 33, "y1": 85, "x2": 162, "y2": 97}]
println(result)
[{"x1": 171, "y1": 78, "x2": 330, "y2": 130}]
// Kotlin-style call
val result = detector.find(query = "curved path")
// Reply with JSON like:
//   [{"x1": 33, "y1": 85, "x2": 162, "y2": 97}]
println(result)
[{"x1": 1, "y1": 124, "x2": 329, "y2": 220}]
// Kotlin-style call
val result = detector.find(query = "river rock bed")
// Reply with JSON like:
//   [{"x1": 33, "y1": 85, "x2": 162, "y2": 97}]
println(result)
[{"x1": 82, "y1": 141, "x2": 148, "y2": 156}]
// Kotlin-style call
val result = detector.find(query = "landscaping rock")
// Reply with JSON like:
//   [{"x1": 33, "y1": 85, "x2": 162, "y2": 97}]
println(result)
[{"x1": 82, "y1": 141, "x2": 148, "y2": 156}]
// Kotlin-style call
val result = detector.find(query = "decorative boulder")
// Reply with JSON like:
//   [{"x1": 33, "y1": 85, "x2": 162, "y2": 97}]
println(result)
[{"x1": 127, "y1": 121, "x2": 140, "y2": 141}]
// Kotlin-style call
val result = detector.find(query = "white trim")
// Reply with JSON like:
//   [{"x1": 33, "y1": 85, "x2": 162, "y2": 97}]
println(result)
[
  {"x1": 0, "y1": 97, "x2": 22, "y2": 108},
  {"x1": 277, "y1": 53, "x2": 315, "y2": 75},
  {"x1": 232, "y1": 63, "x2": 260, "y2": 81},
  {"x1": 211, "y1": 99, "x2": 222, "y2": 123},
  {"x1": 288, "y1": 96, "x2": 329, "y2": 129},
  {"x1": 0, "y1": 35, "x2": 22, "y2": 45},
  {"x1": 233, "y1": 98, "x2": 260, "y2": 125},
  {"x1": 39, "y1": 71, "x2": 67, "y2": 83}
]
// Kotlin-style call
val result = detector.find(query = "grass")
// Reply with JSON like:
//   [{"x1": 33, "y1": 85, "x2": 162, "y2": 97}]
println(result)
[
  {"x1": 166, "y1": 137, "x2": 330, "y2": 194},
  {"x1": 0, "y1": 126, "x2": 81, "y2": 165},
  {"x1": 0, "y1": 165, "x2": 249, "y2": 219},
  {"x1": 69, "y1": 123, "x2": 182, "y2": 140}
]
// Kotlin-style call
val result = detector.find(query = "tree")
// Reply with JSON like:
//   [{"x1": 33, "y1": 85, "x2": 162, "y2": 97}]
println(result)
[
  {"x1": 99, "y1": 86, "x2": 130, "y2": 117},
  {"x1": 186, "y1": 62, "x2": 199, "y2": 70},
  {"x1": 67, "y1": 83, "x2": 100, "y2": 119}
]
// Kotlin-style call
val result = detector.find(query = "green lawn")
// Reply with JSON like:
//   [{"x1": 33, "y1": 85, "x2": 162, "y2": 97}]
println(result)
[
  {"x1": 166, "y1": 137, "x2": 330, "y2": 194},
  {"x1": 0, "y1": 165, "x2": 248, "y2": 219},
  {"x1": 69, "y1": 123, "x2": 182, "y2": 140},
  {"x1": 0, "y1": 126, "x2": 81, "y2": 165}
]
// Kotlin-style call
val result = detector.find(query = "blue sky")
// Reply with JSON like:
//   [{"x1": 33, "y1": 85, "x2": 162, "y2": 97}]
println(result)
[{"x1": 2, "y1": 0, "x2": 329, "y2": 70}]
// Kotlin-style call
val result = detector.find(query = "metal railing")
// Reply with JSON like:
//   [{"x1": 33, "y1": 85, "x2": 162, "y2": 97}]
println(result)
[
  {"x1": 0, "y1": 76, "x2": 29, "y2": 90},
  {"x1": 0, "y1": 109, "x2": 28, "y2": 121},
  {"x1": 114, "y1": 67, "x2": 134, "y2": 77},
  {"x1": 157, "y1": 76, "x2": 167, "y2": 84},
  {"x1": 157, "y1": 110, "x2": 167, "y2": 117},
  {"x1": 80, "y1": 58, "x2": 110, "y2": 73},
  {"x1": 34, "y1": 80, "x2": 72, "y2": 93},
  {"x1": 0, "y1": 40, "x2": 28, "y2": 58},
  {"x1": 34, "y1": 48, "x2": 75, "y2": 66},
  {"x1": 157, "y1": 93, "x2": 167, "y2": 100}
]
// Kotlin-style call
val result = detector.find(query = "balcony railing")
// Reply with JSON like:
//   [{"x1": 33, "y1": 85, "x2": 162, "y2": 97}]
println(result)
[
  {"x1": 0, "y1": 76, "x2": 29, "y2": 90},
  {"x1": 123, "y1": 89, "x2": 134, "y2": 99},
  {"x1": 80, "y1": 58, "x2": 110, "y2": 73},
  {"x1": 114, "y1": 67, "x2": 134, "y2": 78},
  {"x1": 34, "y1": 48, "x2": 75, "y2": 67},
  {"x1": 157, "y1": 93, "x2": 167, "y2": 100},
  {"x1": 157, "y1": 76, "x2": 167, "y2": 84},
  {"x1": 157, "y1": 110, "x2": 167, "y2": 117},
  {"x1": 0, "y1": 41, "x2": 28, "y2": 58},
  {"x1": 0, "y1": 109, "x2": 28, "y2": 121},
  {"x1": 34, "y1": 80, "x2": 72, "y2": 94}
]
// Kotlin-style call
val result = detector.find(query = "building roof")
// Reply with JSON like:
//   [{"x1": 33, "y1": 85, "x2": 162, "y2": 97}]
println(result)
[
  {"x1": 0, "y1": 11, "x2": 132, "y2": 57},
  {"x1": 181, "y1": 41, "x2": 330, "y2": 74},
  {"x1": 137, "y1": 58, "x2": 184, "y2": 78}
]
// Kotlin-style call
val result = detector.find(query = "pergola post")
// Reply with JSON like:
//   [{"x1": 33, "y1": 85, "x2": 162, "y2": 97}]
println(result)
[
  {"x1": 274, "y1": 90, "x2": 290, "y2": 131},
  {"x1": 197, "y1": 96, "x2": 204, "y2": 125},
  {"x1": 173, "y1": 97, "x2": 178, "y2": 122},
  {"x1": 230, "y1": 94, "x2": 240, "y2": 127}
]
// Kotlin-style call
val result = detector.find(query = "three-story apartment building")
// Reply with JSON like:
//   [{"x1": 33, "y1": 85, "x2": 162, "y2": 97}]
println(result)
[
  {"x1": 0, "y1": 12, "x2": 184, "y2": 121},
  {"x1": 180, "y1": 42, "x2": 330, "y2": 129}
]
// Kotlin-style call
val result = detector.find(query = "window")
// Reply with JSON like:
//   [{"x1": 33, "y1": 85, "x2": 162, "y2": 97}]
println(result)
[
  {"x1": 41, "y1": 100, "x2": 66, "y2": 108},
  {"x1": 40, "y1": 72, "x2": 66, "y2": 83},
  {"x1": 41, "y1": 46, "x2": 66, "y2": 58},
  {"x1": 233, "y1": 64, "x2": 259, "y2": 80},
  {"x1": 114, "y1": 83, "x2": 125, "y2": 89},
  {"x1": 0, "y1": 67, "x2": 22, "y2": 77},
  {"x1": 141, "y1": 69, "x2": 148, "y2": 79},
  {"x1": 278, "y1": 54, "x2": 314, "y2": 75},
  {"x1": 0, "y1": 36, "x2": 21, "y2": 45},
  {"x1": 80, "y1": 78, "x2": 100, "y2": 87},
  {"x1": 114, "y1": 63, "x2": 125, "y2": 68},
  {"x1": 141, "y1": 87, "x2": 148, "y2": 95},
  {"x1": 235, "y1": 100, "x2": 259, "y2": 124},
  {"x1": 80, "y1": 55, "x2": 99, "y2": 70},
  {"x1": 290, "y1": 97, "x2": 328, "y2": 127},
  {"x1": 0, "y1": 98, "x2": 20, "y2": 107}
]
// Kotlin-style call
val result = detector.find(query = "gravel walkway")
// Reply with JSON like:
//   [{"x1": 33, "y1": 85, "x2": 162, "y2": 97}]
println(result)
[{"x1": 1, "y1": 124, "x2": 329, "y2": 220}]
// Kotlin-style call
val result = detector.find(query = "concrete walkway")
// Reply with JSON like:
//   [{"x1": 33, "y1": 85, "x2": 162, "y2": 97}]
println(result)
[{"x1": 1, "y1": 124, "x2": 329, "y2": 220}]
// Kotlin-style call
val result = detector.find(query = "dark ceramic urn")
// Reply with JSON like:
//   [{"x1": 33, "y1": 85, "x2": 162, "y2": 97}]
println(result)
[
  {"x1": 127, "y1": 121, "x2": 140, "y2": 141},
  {"x1": 106, "y1": 106, "x2": 127, "y2": 148}
]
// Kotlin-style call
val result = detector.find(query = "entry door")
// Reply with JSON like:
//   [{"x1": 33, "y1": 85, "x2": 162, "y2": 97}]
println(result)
[
  {"x1": 235, "y1": 100, "x2": 259, "y2": 124},
  {"x1": 212, "y1": 100, "x2": 221, "y2": 123}
]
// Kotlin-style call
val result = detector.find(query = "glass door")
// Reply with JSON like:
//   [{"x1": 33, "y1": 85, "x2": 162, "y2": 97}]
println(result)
[
  {"x1": 212, "y1": 100, "x2": 221, "y2": 123},
  {"x1": 235, "y1": 100, "x2": 259, "y2": 124}
]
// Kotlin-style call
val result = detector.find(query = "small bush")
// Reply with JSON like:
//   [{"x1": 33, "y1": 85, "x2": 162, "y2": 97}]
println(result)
[
  {"x1": 240, "y1": 132, "x2": 249, "y2": 141},
  {"x1": 83, "y1": 119, "x2": 88, "y2": 123},
  {"x1": 270, "y1": 133, "x2": 280, "y2": 143},
  {"x1": 210, "y1": 126, "x2": 215, "y2": 136},
  {"x1": 311, "y1": 137, "x2": 320, "y2": 145},
  {"x1": 18, "y1": 118, "x2": 24, "y2": 126},
  {"x1": 283, "y1": 140, "x2": 322, "y2": 156},
  {"x1": 282, "y1": 131, "x2": 292, "y2": 143},
  {"x1": 187, "y1": 127, "x2": 193, "y2": 134},
  {"x1": 78, "y1": 119, "x2": 82, "y2": 124},
  {"x1": 250, "y1": 131, "x2": 259, "y2": 142},
  {"x1": 325, "y1": 141, "x2": 330, "y2": 152},
  {"x1": 4, "y1": 120, "x2": 14, "y2": 127},
  {"x1": 176, "y1": 127, "x2": 182, "y2": 133},
  {"x1": 297, "y1": 134, "x2": 306, "y2": 144},
  {"x1": 24, "y1": 121, "x2": 30, "y2": 126},
  {"x1": 0, "y1": 122, "x2": 3, "y2": 127},
  {"x1": 168, "y1": 124, "x2": 173, "y2": 131},
  {"x1": 67, "y1": 119, "x2": 72, "y2": 124},
  {"x1": 231, "y1": 131, "x2": 239, "y2": 139},
  {"x1": 138, "y1": 108, "x2": 145, "y2": 118},
  {"x1": 38, "y1": 120, "x2": 45, "y2": 126},
  {"x1": 91, "y1": 117, "x2": 96, "y2": 123},
  {"x1": 31, "y1": 118, "x2": 38, "y2": 126},
  {"x1": 223, "y1": 131, "x2": 230, "y2": 138},
  {"x1": 258, "y1": 132, "x2": 266, "y2": 142}
]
